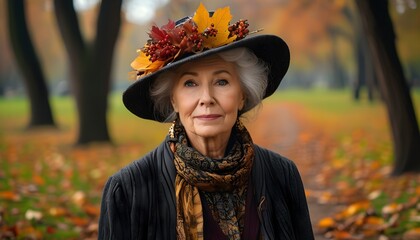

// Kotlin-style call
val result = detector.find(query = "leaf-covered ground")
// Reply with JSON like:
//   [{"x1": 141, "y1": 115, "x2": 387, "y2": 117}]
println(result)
[
  {"x1": 262, "y1": 90, "x2": 420, "y2": 240},
  {"x1": 0, "y1": 90, "x2": 419, "y2": 239}
]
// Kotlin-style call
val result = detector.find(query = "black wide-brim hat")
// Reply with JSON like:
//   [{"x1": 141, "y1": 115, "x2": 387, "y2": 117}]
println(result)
[{"x1": 123, "y1": 11, "x2": 290, "y2": 122}]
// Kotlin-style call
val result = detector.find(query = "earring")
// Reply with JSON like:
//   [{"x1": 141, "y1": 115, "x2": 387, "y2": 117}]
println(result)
[{"x1": 169, "y1": 120, "x2": 175, "y2": 139}]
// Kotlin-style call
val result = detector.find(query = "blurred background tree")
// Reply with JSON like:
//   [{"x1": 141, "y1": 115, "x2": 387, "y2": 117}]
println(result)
[
  {"x1": 6, "y1": 0, "x2": 55, "y2": 128},
  {"x1": 53, "y1": 0, "x2": 122, "y2": 145},
  {"x1": 355, "y1": 0, "x2": 420, "y2": 174},
  {"x1": 1, "y1": 0, "x2": 419, "y2": 173}
]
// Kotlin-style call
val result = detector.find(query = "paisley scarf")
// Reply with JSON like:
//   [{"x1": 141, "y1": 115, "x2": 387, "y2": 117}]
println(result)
[{"x1": 168, "y1": 119, "x2": 254, "y2": 240}]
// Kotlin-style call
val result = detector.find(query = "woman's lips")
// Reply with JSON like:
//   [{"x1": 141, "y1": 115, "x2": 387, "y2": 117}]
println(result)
[{"x1": 195, "y1": 114, "x2": 221, "y2": 120}]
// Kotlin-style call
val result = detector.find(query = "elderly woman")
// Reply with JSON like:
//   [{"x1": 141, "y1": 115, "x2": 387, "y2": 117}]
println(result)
[{"x1": 99, "y1": 3, "x2": 313, "y2": 240}]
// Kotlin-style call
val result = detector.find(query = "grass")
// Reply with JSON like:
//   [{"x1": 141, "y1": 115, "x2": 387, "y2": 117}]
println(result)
[
  {"x1": 0, "y1": 88, "x2": 419, "y2": 239},
  {"x1": 272, "y1": 88, "x2": 420, "y2": 120},
  {"x1": 273, "y1": 88, "x2": 420, "y2": 152}
]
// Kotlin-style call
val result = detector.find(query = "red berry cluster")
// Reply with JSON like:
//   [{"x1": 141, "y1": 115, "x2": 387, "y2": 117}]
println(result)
[
  {"x1": 143, "y1": 20, "x2": 209, "y2": 63},
  {"x1": 203, "y1": 23, "x2": 218, "y2": 38},
  {"x1": 229, "y1": 19, "x2": 249, "y2": 39},
  {"x1": 141, "y1": 18, "x2": 251, "y2": 64},
  {"x1": 144, "y1": 35, "x2": 180, "y2": 62},
  {"x1": 179, "y1": 24, "x2": 204, "y2": 51}
]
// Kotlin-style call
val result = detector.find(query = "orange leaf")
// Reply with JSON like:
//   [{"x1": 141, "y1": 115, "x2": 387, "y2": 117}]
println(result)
[
  {"x1": 332, "y1": 230, "x2": 353, "y2": 240},
  {"x1": 365, "y1": 216, "x2": 384, "y2": 226},
  {"x1": 415, "y1": 186, "x2": 420, "y2": 196},
  {"x1": 130, "y1": 51, "x2": 166, "y2": 77},
  {"x1": 83, "y1": 204, "x2": 100, "y2": 216},
  {"x1": 364, "y1": 216, "x2": 385, "y2": 232},
  {"x1": 69, "y1": 217, "x2": 88, "y2": 226},
  {"x1": 33, "y1": 175, "x2": 45, "y2": 185},
  {"x1": 0, "y1": 191, "x2": 20, "y2": 201},
  {"x1": 318, "y1": 217, "x2": 336, "y2": 229}
]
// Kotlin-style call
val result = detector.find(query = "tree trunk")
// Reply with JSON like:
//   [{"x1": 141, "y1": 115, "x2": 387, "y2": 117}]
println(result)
[
  {"x1": 7, "y1": 0, "x2": 55, "y2": 128},
  {"x1": 354, "y1": 8, "x2": 377, "y2": 102},
  {"x1": 355, "y1": 0, "x2": 420, "y2": 175},
  {"x1": 353, "y1": 32, "x2": 364, "y2": 101},
  {"x1": 364, "y1": 43, "x2": 377, "y2": 102},
  {"x1": 329, "y1": 27, "x2": 347, "y2": 89},
  {"x1": 54, "y1": 0, "x2": 122, "y2": 145},
  {"x1": 357, "y1": 32, "x2": 378, "y2": 102}
]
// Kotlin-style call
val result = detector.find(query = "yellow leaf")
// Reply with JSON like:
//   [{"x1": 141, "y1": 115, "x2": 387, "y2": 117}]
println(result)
[
  {"x1": 192, "y1": 3, "x2": 236, "y2": 49},
  {"x1": 49, "y1": 207, "x2": 67, "y2": 217},
  {"x1": 341, "y1": 201, "x2": 370, "y2": 218},
  {"x1": 193, "y1": 3, "x2": 211, "y2": 33}
]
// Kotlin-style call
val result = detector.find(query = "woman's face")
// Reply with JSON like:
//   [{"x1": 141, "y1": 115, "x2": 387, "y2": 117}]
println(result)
[{"x1": 171, "y1": 55, "x2": 245, "y2": 140}]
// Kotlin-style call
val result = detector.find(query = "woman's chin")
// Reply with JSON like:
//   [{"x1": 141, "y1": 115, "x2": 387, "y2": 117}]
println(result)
[{"x1": 193, "y1": 127, "x2": 230, "y2": 139}]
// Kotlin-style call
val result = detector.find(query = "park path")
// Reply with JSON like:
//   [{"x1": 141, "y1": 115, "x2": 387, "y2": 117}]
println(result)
[{"x1": 246, "y1": 101, "x2": 341, "y2": 239}]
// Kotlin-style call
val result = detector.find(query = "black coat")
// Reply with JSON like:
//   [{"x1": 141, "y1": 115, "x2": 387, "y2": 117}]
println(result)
[{"x1": 98, "y1": 137, "x2": 314, "y2": 239}]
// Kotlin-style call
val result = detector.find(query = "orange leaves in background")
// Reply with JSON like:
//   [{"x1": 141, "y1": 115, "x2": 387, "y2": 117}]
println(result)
[
  {"x1": 287, "y1": 101, "x2": 420, "y2": 239},
  {"x1": 318, "y1": 217, "x2": 336, "y2": 229},
  {"x1": 0, "y1": 132, "x2": 118, "y2": 239},
  {"x1": 193, "y1": 3, "x2": 236, "y2": 48},
  {"x1": 0, "y1": 191, "x2": 20, "y2": 201},
  {"x1": 315, "y1": 175, "x2": 420, "y2": 238}
]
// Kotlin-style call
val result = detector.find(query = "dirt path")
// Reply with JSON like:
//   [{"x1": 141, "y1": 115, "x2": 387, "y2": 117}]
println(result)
[{"x1": 246, "y1": 101, "x2": 341, "y2": 239}]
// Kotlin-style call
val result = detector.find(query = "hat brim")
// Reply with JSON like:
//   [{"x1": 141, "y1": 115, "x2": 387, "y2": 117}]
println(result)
[{"x1": 122, "y1": 34, "x2": 290, "y2": 122}]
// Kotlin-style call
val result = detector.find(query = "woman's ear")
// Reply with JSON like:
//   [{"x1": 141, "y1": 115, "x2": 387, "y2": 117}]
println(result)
[
  {"x1": 171, "y1": 97, "x2": 178, "y2": 112},
  {"x1": 239, "y1": 96, "x2": 245, "y2": 111}
]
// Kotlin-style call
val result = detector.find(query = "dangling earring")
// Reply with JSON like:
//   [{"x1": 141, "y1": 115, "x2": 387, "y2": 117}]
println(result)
[
  {"x1": 169, "y1": 122, "x2": 175, "y2": 139},
  {"x1": 169, "y1": 112, "x2": 179, "y2": 139},
  {"x1": 236, "y1": 116, "x2": 244, "y2": 130}
]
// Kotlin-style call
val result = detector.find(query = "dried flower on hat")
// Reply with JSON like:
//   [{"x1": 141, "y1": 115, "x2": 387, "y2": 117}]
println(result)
[{"x1": 130, "y1": 3, "x2": 251, "y2": 79}]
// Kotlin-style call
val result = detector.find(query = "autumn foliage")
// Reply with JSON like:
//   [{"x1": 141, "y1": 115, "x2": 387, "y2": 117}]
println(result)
[{"x1": 130, "y1": 3, "x2": 249, "y2": 78}]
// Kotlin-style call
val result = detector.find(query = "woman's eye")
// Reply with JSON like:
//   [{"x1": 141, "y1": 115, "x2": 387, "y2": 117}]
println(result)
[
  {"x1": 184, "y1": 80, "x2": 196, "y2": 87},
  {"x1": 217, "y1": 79, "x2": 229, "y2": 86}
]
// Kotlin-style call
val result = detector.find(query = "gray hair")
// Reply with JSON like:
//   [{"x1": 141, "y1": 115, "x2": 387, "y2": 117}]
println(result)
[{"x1": 150, "y1": 47, "x2": 269, "y2": 122}]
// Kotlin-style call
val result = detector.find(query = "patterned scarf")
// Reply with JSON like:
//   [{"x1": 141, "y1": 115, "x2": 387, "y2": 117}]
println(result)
[{"x1": 168, "y1": 119, "x2": 254, "y2": 240}]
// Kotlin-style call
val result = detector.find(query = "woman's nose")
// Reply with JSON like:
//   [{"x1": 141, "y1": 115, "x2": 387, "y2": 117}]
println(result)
[{"x1": 199, "y1": 86, "x2": 215, "y2": 106}]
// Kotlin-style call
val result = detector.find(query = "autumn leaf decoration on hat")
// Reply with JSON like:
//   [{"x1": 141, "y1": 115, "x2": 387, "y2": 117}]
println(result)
[{"x1": 130, "y1": 3, "x2": 252, "y2": 79}]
